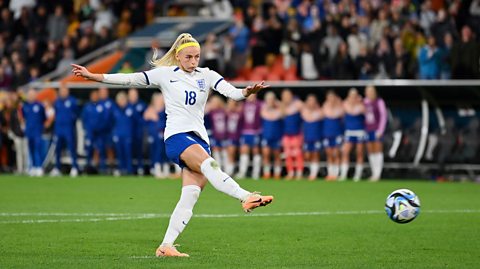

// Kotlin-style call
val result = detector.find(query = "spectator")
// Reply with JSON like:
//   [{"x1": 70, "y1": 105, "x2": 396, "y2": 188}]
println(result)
[
  {"x1": 332, "y1": 42, "x2": 354, "y2": 79},
  {"x1": 0, "y1": 66, "x2": 11, "y2": 89},
  {"x1": 47, "y1": 5, "x2": 68, "y2": 42},
  {"x1": 55, "y1": 49, "x2": 75, "y2": 73},
  {"x1": 451, "y1": 26, "x2": 480, "y2": 79},
  {"x1": 390, "y1": 38, "x2": 411, "y2": 79},
  {"x1": 202, "y1": 33, "x2": 220, "y2": 72},
  {"x1": 322, "y1": 25, "x2": 342, "y2": 61},
  {"x1": 229, "y1": 13, "x2": 249, "y2": 74},
  {"x1": 94, "y1": 5, "x2": 115, "y2": 34},
  {"x1": 418, "y1": 35, "x2": 442, "y2": 79},
  {"x1": 440, "y1": 32, "x2": 453, "y2": 79},
  {"x1": 7, "y1": 91, "x2": 28, "y2": 174},
  {"x1": 430, "y1": 9, "x2": 457, "y2": 47},
  {"x1": 355, "y1": 46, "x2": 376, "y2": 80},
  {"x1": 370, "y1": 9, "x2": 389, "y2": 48},
  {"x1": 9, "y1": 0, "x2": 35, "y2": 20},
  {"x1": 299, "y1": 43, "x2": 318, "y2": 80},
  {"x1": 119, "y1": 61, "x2": 134, "y2": 73},
  {"x1": 375, "y1": 37, "x2": 393, "y2": 79},
  {"x1": 347, "y1": 24, "x2": 368, "y2": 60},
  {"x1": 419, "y1": 0, "x2": 436, "y2": 36}
]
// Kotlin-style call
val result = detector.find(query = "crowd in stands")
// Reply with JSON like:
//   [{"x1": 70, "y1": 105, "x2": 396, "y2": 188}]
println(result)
[
  {"x1": 0, "y1": 0, "x2": 148, "y2": 92},
  {"x1": 188, "y1": 0, "x2": 480, "y2": 80}
]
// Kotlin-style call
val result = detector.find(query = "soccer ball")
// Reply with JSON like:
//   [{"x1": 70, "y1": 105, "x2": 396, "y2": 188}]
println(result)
[{"x1": 385, "y1": 189, "x2": 420, "y2": 224}]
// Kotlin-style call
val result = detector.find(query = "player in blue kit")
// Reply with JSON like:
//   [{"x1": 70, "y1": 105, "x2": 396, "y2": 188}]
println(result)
[
  {"x1": 144, "y1": 93, "x2": 168, "y2": 178},
  {"x1": 128, "y1": 88, "x2": 147, "y2": 175},
  {"x1": 340, "y1": 88, "x2": 366, "y2": 181},
  {"x1": 51, "y1": 85, "x2": 79, "y2": 177},
  {"x1": 112, "y1": 92, "x2": 134, "y2": 176},
  {"x1": 81, "y1": 90, "x2": 100, "y2": 172},
  {"x1": 260, "y1": 92, "x2": 283, "y2": 179},
  {"x1": 322, "y1": 90, "x2": 344, "y2": 180},
  {"x1": 301, "y1": 94, "x2": 323, "y2": 180},
  {"x1": 71, "y1": 33, "x2": 273, "y2": 257},
  {"x1": 21, "y1": 89, "x2": 46, "y2": 177},
  {"x1": 97, "y1": 87, "x2": 114, "y2": 173}
]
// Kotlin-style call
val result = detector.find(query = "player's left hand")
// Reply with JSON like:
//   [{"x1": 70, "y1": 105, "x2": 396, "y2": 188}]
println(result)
[{"x1": 243, "y1": 81, "x2": 269, "y2": 97}]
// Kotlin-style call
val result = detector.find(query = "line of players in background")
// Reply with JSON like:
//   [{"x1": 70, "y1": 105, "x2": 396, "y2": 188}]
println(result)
[
  {"x1": 205, "y1": 85, "x2": 387, "y2": 181},
  {"x1": 22, "y1": 85, "x2": 180, "y2": 178},
  {"x1": 22, "y1": 84, "x2": 386, "y2": 181}
]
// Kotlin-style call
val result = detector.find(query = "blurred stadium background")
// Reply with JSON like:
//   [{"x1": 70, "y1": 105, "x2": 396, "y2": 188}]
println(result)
[{"x1": 0, "y1": 0, "x2": 479, "y2": 181}]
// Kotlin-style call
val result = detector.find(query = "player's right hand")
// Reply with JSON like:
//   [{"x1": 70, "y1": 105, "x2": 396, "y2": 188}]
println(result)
[{"x1": 71, "y1": 64, "x2": 91, "y2": 79}]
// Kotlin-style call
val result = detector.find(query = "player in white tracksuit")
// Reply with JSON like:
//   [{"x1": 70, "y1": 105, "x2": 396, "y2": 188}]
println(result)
[{"x1": 71, "y1": 33, "x2": 274, "y2": 257}]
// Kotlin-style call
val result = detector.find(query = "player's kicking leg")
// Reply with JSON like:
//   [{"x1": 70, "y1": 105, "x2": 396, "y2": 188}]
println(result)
[{"x1": 182, "y1": 144, "x2": 274, "y2": 213}]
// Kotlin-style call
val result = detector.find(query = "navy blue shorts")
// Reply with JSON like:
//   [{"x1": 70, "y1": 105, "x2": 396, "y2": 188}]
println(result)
[
  {"x1": 210, "y1": 137, "x2": 226, "y2": 148},
  {"x1": 261, "y1": 138, "x2": 282, "y2": 150},
  {"x1": 240, "y1": 134, "x2": 260, "y2": 147},
  {"x1": 367, "y1": 131, "x2": 383, "y2": 142},
  {"x1": 303, "y1": 140, "x2": 322, "y2": 152},
  {"x1": 165, "y1": 132, "x2": 211, "y2": 169},
  {"x1": 323, "y1": 136, "x2": 343, "y2": 148},
  {"x1": 224, "y1": 138, "x2": 240, "y2": 147}
]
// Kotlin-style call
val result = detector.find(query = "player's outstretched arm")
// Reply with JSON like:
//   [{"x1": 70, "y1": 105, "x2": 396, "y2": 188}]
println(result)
[
  {"x1": 215, "y1": 78, "x2": 269, "y2": 101},
  {"x1": 71, "y1": 64, "x2": 149, "y2": 87}
]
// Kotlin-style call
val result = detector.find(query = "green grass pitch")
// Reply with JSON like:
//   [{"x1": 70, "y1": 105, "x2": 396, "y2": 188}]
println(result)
[{"x1": 1, "y1": 176, "x2": 479, "y2": 268}]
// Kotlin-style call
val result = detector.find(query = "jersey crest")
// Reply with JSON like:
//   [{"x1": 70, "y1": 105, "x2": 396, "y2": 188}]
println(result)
[{"x1": 196, "y1": 79, "x2": 206, "y2": 92}]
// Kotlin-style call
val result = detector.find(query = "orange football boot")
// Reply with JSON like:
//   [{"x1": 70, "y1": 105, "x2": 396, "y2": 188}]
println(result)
[
  {"x1": 242, "y1": 192, "x2": 274, "y2": 213},
  {"x1": 156, "y1": 244, "x2": 189, "y2": 257}
]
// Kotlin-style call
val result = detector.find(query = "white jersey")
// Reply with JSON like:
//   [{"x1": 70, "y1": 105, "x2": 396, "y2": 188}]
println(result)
[{"x1": 103, "y1": 66, "x2": 245, "y2": 144}]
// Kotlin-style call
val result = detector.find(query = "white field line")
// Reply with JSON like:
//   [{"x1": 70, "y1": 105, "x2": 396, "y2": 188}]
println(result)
[{"x1": 0, "y1": 209, "x2": 479, "y2": 224}]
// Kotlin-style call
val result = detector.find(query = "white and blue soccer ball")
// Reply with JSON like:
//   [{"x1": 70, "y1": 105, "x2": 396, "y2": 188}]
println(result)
[{"x1": 385, "y1": 189, "x2": 421, "y2": 224}]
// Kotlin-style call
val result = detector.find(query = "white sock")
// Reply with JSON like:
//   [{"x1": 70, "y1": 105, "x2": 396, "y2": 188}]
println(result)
[
  {"x1": 327, "y1": 164, "x2": 333, "y2": 176},
  {"x1": 252, "y1": 154, "x2": 262, "y2": 179},
  {"x1": 174, "y1": 163, "x2": 181, "y2": 174},
  {"x1": 162, "y1": 185, "x2": 201, "y2": 245},
  {"x1": 354, "y1": 163, "x2": 363, "y2": 180},
  {"x1": 213, "y1": 151, "x2": 223, "y2": 169},
  {"x1": 238, "y1": 154, "x2": 249, "y2": 177},
  {"x1": 309, "y1": 163, "x2": 319, "y2": 178},
  {"x1": 221, "y1": 149, "x2": 229, "y2": 170},
  {"x1": 200, "y1": 157, "x2": 250, "y2": 200},
  {"x1": 274, "y1": 165, "x2": 282, "y2": 176},
  {"x1": 162, "y1": 163, "x2": 170, "y2": 176},
  {"x1": 225, "y1": 161, "x2": 235, "y2": 175},
  {"x1": 263, "y1": 165, "x2": 271, "y2": 176},
  {"x1": 368, "y1": 154, "x2": 376, "y2": 178},
  {"x1": 331, "y1": 164, "x2": 339, "y2": 177},
  {"x1": 340, "y1": 163, "x2": 349, "y2": 179},
  {"x1": 375, "y1": 153, "x2": 384, "y2": 179}
]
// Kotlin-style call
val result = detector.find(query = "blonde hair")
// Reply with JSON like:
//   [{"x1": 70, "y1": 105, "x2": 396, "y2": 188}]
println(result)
[{"x1": 150, "y1": 33, "x2": 200, "y2": 68}]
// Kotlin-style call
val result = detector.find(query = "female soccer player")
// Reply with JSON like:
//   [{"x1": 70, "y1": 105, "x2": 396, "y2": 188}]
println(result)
[
  {"x1": 364, "y1": 85, "x2": 387, "y2": 181},
  {"x1": 340, "y1": 88, "x2": 366, "y2": 181},
  {"x1": 237, "y1": 94, "x2": 262, "y2": 179},
  {"x1": 260, "y1": 91, "x2": 283, "y2": 179},
  {"x1": 301, "y1": 94, "x2": 323, "y2": 181},
  {"x1": 322, "y1": 90, "x2": 344, "y2": 180},
  {"x1": 281, "y1": 89, "x2": 304, "y2": 180},
  {"x1": 207, "y1": 95, "x2": 228, "y2": 169},
  {"x1": 112, "y1": 92, "x2": 134, "y2": 175},
  {"x1": 144, "y1": 93, "x2": 168, "y2": 178},
  {"x1": 71, "y1": 33, "x2": 273, "y2": 257},
  {"x1": 224, "y1": 99, "x2": 242, "y2": 175}
]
